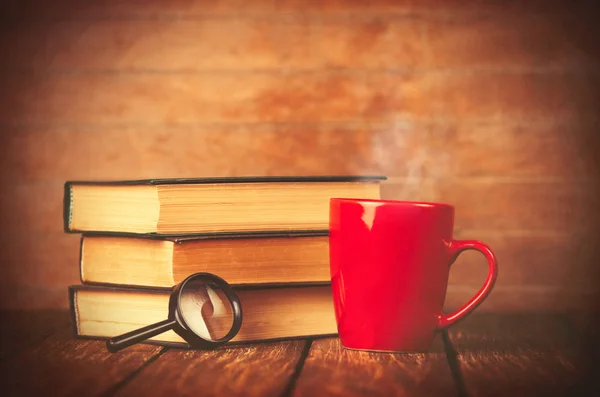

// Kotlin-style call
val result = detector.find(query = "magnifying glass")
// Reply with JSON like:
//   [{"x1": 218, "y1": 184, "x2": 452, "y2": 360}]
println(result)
[{"x1": 106, "y1": 272, "x2": 243, "y2": 352}]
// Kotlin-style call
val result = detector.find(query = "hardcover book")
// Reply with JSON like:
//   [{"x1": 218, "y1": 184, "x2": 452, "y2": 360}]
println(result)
[
  {"x1": 79, "y1": 231, "x2": 330, "y2": 288},
  {"x1": 63, "y1": 175, "x2": 385, "y2": 235},
  {"x1": 70, "y1": 283, "x2": 338, "y2": 347}
]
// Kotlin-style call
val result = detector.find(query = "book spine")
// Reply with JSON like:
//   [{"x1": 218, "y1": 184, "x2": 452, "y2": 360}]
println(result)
[
  {"x1": 78, "y1": 235, "x2": 85, "y2": 285},
  {"x1": 67, "y1": 286, "x2": 79, "y2": 339},
  {"x1": 63, "y1": 182, "x2": 73, "y2": 232}
]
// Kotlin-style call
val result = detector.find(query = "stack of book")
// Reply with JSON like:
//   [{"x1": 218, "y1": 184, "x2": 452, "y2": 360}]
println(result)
[{"x1": 65, "y1": 176, "x2": 385, "y2": 347}]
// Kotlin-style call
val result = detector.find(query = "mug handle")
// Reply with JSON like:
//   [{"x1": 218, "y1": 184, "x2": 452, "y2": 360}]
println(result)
[{"x1": 437, "y1": 240, "x2": 498, "y2": 329}]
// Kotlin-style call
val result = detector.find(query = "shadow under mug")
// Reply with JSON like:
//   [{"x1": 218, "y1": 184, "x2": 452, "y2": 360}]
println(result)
[{"x1": 329, "y1": 198, "x2": 498, "y2": 352}]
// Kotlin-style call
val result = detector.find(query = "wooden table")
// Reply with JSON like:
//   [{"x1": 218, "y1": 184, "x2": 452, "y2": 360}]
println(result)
[{"x1": 0, "y1": 310, "x2": 598, "y2": 397}]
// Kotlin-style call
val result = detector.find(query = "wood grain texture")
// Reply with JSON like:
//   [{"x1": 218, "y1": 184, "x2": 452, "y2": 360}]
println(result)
[
  {"x1": 0, "y1": 18, "x2": 424, "y2": 71},
  {"x1": 568, "y1": 312, "x2": 600, "y2": 386},
  {"x1": 447, "y1": 313, "x2": 598, "y2": 397},
  {"x1": 0, "y1": 232, "x2": 80, "y2": 279},
  {"x1": 0, "y1": 72, "x2": 426, "y2": 125},
  {"x1": 3, "y1": 11, "x2": 598, "y2": 72},
  {"x1": 0, "y1": 126, "x2": 438, "y2": 183},
  {"x1": 429, "y1": 120, "x2": 600, "y2": 179},
  {"x1": 2, "y1": 3, "x2": 597, "y2": 79},
  {"x1": 382, "y1": 180, "x2": 600, "y2": 232},
  {"x1": 1, "y1": 0, "x2": 599, "y2": 311},
  {"x1": 3, "y1": 70, "x2": 598, "y2": 125},
  {"x1": 0, "y1": 183, "x2": 65, "y2": 232},
  {"x1": 443, "y1": 286, "x2": 600, "y2": 313},
  {"x1": 441, "y1": 181, "x2": 600, "y2": 233},
  {"x1": 2, "y1": 120, "x2": 597, "y2": 183},
  {"x1": 445, "y1": 232, "x2": 600, "y2": 287},
  {"x1": 568, "y1": 312, "x2": 600, "y2": 353},
  {"x1": 447, "y1": 313, "x2": 576, "y2": 351},
  {"x1": 1, "y1": 0, "x2": 594, "y2": 19},
  {"x1": 0, "y1": 284, "x2": 72, "y2": 310},
  {"x1": 0, "y1": 231, "x2": 81, "y2": 308},
  {"x1": 0, "y1": 323, "x2": 163, "y2": 397},
  {"x1": 0, "y1": 0, "x2": 424, "y2": 18},
  {"x1": 427, "y1": 71, "x2": 600, "y2": 121},
  {"x1": 292, "y1": 337, "x2": 457, "y2": 397},
  {"x1": 0, "y1": 309, "x2": 71, "y2": 359},
  {"x1": 426, "y1": 12, "x2": 600, "y2": 69},
  {"x1": 115, "y1": 340, "x2": 305, "y2": 397},
  {"x1": 2, "y1": 310, "x2": 597, "y2": 396}
]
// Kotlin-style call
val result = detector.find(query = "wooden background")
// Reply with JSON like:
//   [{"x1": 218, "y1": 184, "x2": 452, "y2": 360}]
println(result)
[{"x1": 0, "y1": 0, "x2": 598, "y2": 311}]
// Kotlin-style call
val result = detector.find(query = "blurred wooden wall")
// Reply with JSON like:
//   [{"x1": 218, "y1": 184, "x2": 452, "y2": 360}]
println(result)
[{"x1": 0, "y1": 0, "x2": 599, "y2": 310}]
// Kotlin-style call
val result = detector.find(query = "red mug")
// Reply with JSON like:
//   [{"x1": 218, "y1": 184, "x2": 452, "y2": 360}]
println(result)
[{"x1": 329, "y1": 198, "x2": 498, "y2": 352}]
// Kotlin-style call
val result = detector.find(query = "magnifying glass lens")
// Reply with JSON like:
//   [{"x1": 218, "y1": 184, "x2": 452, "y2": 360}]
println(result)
[
  {"x1": 106, "y1": 272, "x2": 242, "y2": 353},
  {"x1": 179, "y1": 278, "x2": 235, "y2": 341}
]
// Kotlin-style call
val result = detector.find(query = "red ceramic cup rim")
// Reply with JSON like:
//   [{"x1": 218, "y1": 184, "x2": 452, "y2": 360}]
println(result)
[{"x1": 330, "y1": 197, "x2": 454, "y2": 209}]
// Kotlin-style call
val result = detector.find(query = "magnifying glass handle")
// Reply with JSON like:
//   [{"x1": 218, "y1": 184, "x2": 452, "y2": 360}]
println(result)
[{"x1": 107, "y1": 319, "x2": 176, "y2": 353}]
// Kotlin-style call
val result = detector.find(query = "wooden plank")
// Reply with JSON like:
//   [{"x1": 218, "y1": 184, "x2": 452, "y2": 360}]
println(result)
[
  {"x1": 5, "y1": 11, "x2": 594, "y2": 72},
  {"x1": 3, "y1": 70, "x2": 597, "y2": 125},
  {"x1": 426, "y1": 12, "x2": 600, "y2": 69},
  {"x1": 382, "y1": 180, "x2": 600, "y2": 232},
  {"x1": 0, "y1": 18, "x2": 424, "y2": 71},
  {"x1": 0, "y1": 284, "x2": 71, "y2": 310},
  {"x1": 0, "y1": 183, "x2": 64, "y2": 233},
  {"x1": 567, "y1": 312, "x2": 600, "y2": 393},
  {"x1": 292, "y1": 336, "x2": 458, "y2": 397},
  {"x1": 443, "y1": 285, "x2": 600, "y2": 313},
  {"x1": 568, "y1": 312, "x2": 600, "y2": 355},
  {"x1": 427, "y1": 71, "x2": 600, "y2": 121},
  {"x1": 0, "y1": 314, "x2": 164, "y2": 397},
  {"x1": 2, "y1": 120, "x2": 595, "y2": 182},
  {"x1": 429, "y1": 120, "x2": 599, "y2": 180},
  {"x1": 0, "y1": 232, "x2": 80, "y2": 309},
  {"x1": 0, "y1": 72, "x2": 426, "y2": 125},
  {"x1": 444, "y1": 232, "x2": 600, "y2": 288},
  {"x1": 0, "y1": 126, "x2": 429, "y2": 183},
  {"x1": 0, "y1": 309, "x2": 71, "y2": 358},
  {"x1": 447, "y1": 313, "x2": 576, "y2": 351},
  {"x1": 447, "y1": 313, "x2": 597, "y2": 397},
  {"x1": 2, "y1": 121, "x2": 597, "y2": 185},
  {"x1": 115, "y1": 340, "x2": 306, "y2": 397},
  {"x1": 0, "y1": 0, "x2": 421, "y2": 19},
  {"x1": 1, "y1": 130, "x2": 594, "y2": 195},
  {"x1": 1, "y1": 129, "x2": 150, "y2": 183},
  {"x1": 0, "y1": 0, "x2": 591, "y2": 19},
  {"x1": 441, "y1": 181, "x2": 600, "y2": 233},
  {"x1": 0, "y1": 231, "x2": 81, "y2": 277}
]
